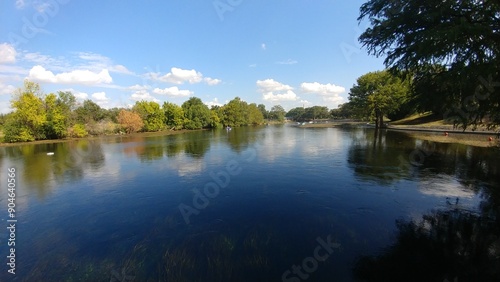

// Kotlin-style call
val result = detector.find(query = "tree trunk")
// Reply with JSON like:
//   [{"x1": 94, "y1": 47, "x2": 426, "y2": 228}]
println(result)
[{"x1": 374, "y1": 110, "x2": 383, "y2": 130}]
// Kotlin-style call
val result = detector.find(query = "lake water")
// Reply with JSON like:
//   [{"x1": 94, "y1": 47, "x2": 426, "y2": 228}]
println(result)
[{"x1": 1, "y1": 125, "x2": 499, "y2": 281}]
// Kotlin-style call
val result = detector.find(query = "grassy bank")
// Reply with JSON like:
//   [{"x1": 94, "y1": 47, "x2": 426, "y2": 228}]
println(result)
[{"x1": 291, "y1": 114, "x2": 499, "y2": 147}]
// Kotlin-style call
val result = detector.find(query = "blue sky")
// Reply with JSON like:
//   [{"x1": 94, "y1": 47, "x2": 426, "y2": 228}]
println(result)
[{"x1": 0, "y1": 0, "x2": 385, "y2": 114}]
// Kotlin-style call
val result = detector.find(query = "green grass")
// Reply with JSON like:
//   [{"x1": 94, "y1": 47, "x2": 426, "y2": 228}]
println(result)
[{"x1": 390, "y1": 112, "x2": 445, "y2": 126}]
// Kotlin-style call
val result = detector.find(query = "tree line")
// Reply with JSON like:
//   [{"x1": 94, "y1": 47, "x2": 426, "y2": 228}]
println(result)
[
  {"x1": 0, "y1": 81, "x2": 288, "y2": 143},
  {"x1": 348, "y1": 0, "x2": 500, "y2": 130}
]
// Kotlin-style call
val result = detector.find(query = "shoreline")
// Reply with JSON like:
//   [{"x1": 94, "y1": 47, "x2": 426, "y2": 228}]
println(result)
[
  {"x1": 293, "y1": 121, "x2": 500, "y2": 148},
  {"x1": 0, "y1": 129, "x2": 200, "y2": 147}
]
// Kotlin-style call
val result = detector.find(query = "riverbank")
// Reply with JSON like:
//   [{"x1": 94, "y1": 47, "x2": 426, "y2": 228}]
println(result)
[
  {"x1": 292, "y1": 115, "x2": 500, "y2": 148},
  {"x1": 0, "y1": 129, "x2": 199, "y2": 147}
]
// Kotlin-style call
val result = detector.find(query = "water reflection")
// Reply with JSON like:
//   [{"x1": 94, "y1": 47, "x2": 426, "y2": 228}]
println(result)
[
  {"x1": 353, "y1": 208, "x2": 500, "y2": 281},
  {"x1": 347, "y1": 129, "x2": 414, "y2": 185},
  {"x1": 0, "y1": 140, "x2": 105, "y2": 198},
  {"x1": 1, "y1": 126, "x2": 499, "y2": 281}
]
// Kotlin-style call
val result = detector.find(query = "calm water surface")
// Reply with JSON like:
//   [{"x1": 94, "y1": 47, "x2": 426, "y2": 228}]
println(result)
[{"x1": 1, "y1": 125, "x2": 499, "y2": 281}]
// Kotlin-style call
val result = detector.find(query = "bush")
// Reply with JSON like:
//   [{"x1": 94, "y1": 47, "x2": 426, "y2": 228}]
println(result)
[
  {"x1": 69, "y1": 124, "x2": 88, "y2": 138},
  {"x1": 2, "y1": 119, "x2": 35, "y2": 143}
]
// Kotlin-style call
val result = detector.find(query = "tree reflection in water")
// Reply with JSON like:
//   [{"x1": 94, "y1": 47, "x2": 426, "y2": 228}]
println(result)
[{"x1": 353, "y1": 206, "x2": 500, "y2": 281}]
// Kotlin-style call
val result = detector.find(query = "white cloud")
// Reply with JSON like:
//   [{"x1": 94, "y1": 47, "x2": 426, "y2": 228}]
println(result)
[
  {"x1": 276, "y1": 59, "x2": 298, "y2": 65},
  {"x1": 205, "y1": 98, "x2": 223, "y2": 107},
  {"x1": 249, "y1": 64, "x2": 257, "y2": 68},
  {"x1": 261, "y1": 43, "x2": 266, "y2": 50},
  {"x1": 204, "y1": 77, "x2": 221, "y2": 85},
  {"x1": 77, "y1": 52, "x2": 133, "y2": 75},
  {"x1": 0, "y1": 44, "x2": 17, "y2": 64},
  {"x1": 160, "y1": 67, "x2": 203, "y2": 84},
  {"x1": 0, "y1": 82, "x2": 16, "y2": 95},
  {"x1": 22, "y1": 52, "x2": 70, "y2": 73},
  {"x1": 300, "y1": 99, "x2": 311, "y2": 105},
  {"x1": 145, "y1": 67, "x2": 220, "y2": 86},
  {"x1": 128, "y1": 84, "x2": 149, "y2": 91},
  {"x1": 92, "y1": 92, "x2": 108, "y2": 101},
  {"x1": 262, "y1": 90, "x2": 298, "y2": 102},
  {"x1": 301, "y1": 82, "x2": 345, "y2": 96},
  {"x1": 28, "y1": 65, "x2": 113, "y2": 85},
  {"x1": 257, "y1": 79, "x2": 293, "y2": 92},
  {"x1": 91, "y1": 92, "x2": 111, "y2": 108},
  {"x1": 153, "y1": 86, "x2": 192, "y2": 97},
  {"x1": 322, "y1": 96, "x2": 344, "y2": 106},
  {"x1": 131, "y1": 90, "x2": 159, "y2": 102},
  {"x1": 111, "y1": 64, "x2": 133, "y2": 74},
  {"x1": 301, "y1": 82, "x2": 345, "y2": 107},
  {"x1": 257, "y1": 79, "x2": 298, "y2": 102}
]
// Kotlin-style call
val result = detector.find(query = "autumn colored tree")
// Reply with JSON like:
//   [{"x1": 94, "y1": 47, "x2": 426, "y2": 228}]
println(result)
[{"x1": 117, "y1": 110, "x2": 144, "y2": 134}]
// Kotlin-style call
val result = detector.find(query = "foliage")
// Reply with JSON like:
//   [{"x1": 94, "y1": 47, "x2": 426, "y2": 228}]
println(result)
[
  {"x1": 221, "y1": 97, "x2": 248, "y2": 127},
  {"x1": 303, "y1": 106, "x2": 329, "y2": 120},
  {"x1": 75, "y1": 100, "x2": 105, "y2": 124},
  {"x1": 247, "y1": 103, "x2": 264, "y2": 125},
  {"x1": 182, "y1": 97, "x2": 211, "y2": 129},
  {"x1": 68, "y1": 124, "x2": 88, "y2": 138},
  {"x1": 133, "y1": 101, "x2": 165, "y2": 132},
  {"x1": 330, "y1": 103, "x2": 356, "y2": 119},
  {"x1": 117, "y1": 110, "x2": 144, "y2": 134},
  {"x1": 269, "y1": 105, "x2": 286, "y2": 122},
  {"x1": 163, "y1": 102, "x2": 185, "y2": 130},
  {"x1": 105, "y1": 107, "x2": 122, "y2": 123},
  {"x1": 4, "y1": 80, "x2": 47, "y2": 142},
  {"x1": 44, "y1": 93, "x2": 68, "y2": 139},
  {"x1": 286, "y1": 107, "x2": 306, "y2": 121},
  {"x1": 257, "y1": 104, "x2": 268, "y2": 119},
  {"x1": 209, "y1": 106, "x2": 223, "y2": 129},
  {"x1": 358, "y1": 0, "x2": 500, "y2": 128},
  {"x1": 348, "y1": 70, "x2": 410, "y2": 128}
]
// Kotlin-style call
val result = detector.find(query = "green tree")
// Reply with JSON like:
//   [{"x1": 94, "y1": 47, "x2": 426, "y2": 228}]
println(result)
[
  {"x1": 358, "y1": 0, "x2": 500, "y2": 128},
  {"x1": 303, "y1": 106, "x2": 329, "y2": 120},
  {"x1": 221, "y1": 97, "x2": 248, "y2": 127},
  {"x1": 44, "y1": 93, "x2": 68, "y2": 139},
  {"x1": 209, "y1": 106, "x2": 223, "y2": 128},
  {"x1": 3, "y1": 81, "x2": 46, "y2": 142},
  {"x1": 349, "y1": 70, "x2": 410, "y2": 129},
  {"x1": 269, "y1": 105, "x2": 286, "y2": 122},
  {"x1": 181, "y1": 97, "x2": 211, "y2": 129},
  {"x1": 330, "y1": 103, "x2": 356, "y2": 119},
  {"x1": 247, "y1": 103, "x2": 264, "y2": 125},
  {"x1": 163, "y1": 102, "x2": 185, "y2": 130},
  {"x1": 104, "y1": 107, "x2": 122, "y2": 123},
  {"x1": 133, "y1": 101, "x2": 164, "y2": 132},
  {"x1": 257, "y1": 104, "x2": 269, "y2": 119},
  {"x1": 75, "y1": 99, "x2": 105, "y2": 124},
  {"x1": 286, "y1": 107, "x2": 306, "y2": 121}
]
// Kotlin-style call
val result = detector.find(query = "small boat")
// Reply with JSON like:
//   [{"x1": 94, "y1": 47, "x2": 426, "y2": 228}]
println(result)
[{"x1": 47, "y1": 152, "x2": 54, "y2": 156}]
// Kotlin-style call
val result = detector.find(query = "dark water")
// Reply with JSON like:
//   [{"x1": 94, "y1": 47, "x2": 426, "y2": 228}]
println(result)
[{"x1": 1, "y1": 125, "x2": 499, "y2": 281}]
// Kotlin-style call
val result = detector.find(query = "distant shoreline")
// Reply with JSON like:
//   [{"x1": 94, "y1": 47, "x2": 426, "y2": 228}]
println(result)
[
  {"x1": 0, "y1": 129, "x2": 200, "y2": 147},
  {"x1": 292, "y1": 120, "x2": 499, "y2": 148}
]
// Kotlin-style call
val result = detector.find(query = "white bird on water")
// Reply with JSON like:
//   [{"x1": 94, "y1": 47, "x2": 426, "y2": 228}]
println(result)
[{"x1": 47, "y1": 152, "x2": 54, "y2": 156}]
